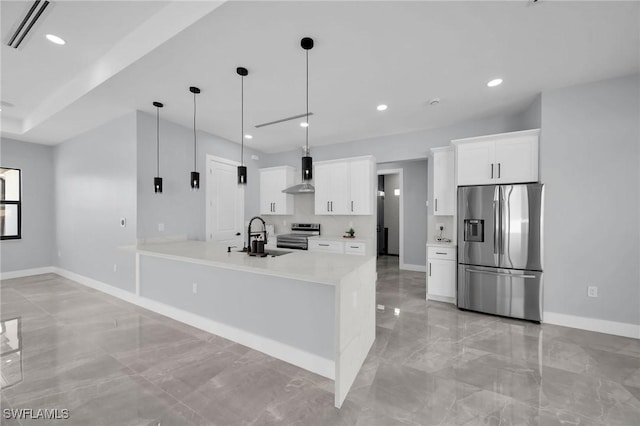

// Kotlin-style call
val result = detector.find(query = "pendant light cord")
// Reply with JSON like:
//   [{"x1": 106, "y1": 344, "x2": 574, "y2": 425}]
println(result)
[
  {"x1": 193, "y1": 91, "x2": 197, "y2": 171},
  {"x1": 241, "y1": 75, "x2": 244, "y2": 166},
  {"x1": 156, "y1": 106, "x2": 160, "y2": 176},
  {"x1": 305, "y1": 48, "x2": 309, "y2": 154}
]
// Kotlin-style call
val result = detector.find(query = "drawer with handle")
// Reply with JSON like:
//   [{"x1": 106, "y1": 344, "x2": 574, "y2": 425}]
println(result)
[
  {"x1": 427, "y1": 246, "x2": 456, "y2": 260},
  {"x1": 308, "y1": 240, "x2": 344, "y2": 254},
  {"x1": 345, "y1": 242, "x2": 366, "y2": 256}
]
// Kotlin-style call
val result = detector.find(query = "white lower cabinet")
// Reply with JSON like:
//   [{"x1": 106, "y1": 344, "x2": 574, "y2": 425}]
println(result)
[
  {"x1": 427, "y1": 246, "x2": 456, "y2": 303},
  {"x1": 308, "y1": 239, "x2": 367, "y2": 256}
]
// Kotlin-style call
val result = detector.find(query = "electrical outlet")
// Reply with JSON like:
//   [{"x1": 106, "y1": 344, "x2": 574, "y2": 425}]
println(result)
[
  {"x1": 158, "y1": 223, "x2": 165, "y2": 232},
  {"x1": 587, "y1": 286, "x2": 598, "y2": 298},
  {"x1": 436, "y1": 223, "x2": 445, "y2": 231},
  {"x1": 192, "y1": 283, "x2": 198, "y2": 294},
  {"x1": 113, "y1": 264, "x2": 118, "y2": 273}
]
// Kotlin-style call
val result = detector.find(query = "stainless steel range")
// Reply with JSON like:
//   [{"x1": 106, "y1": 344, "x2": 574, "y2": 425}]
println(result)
[{"x1": 277, "y1": 223, "x2": 320, "y2": 250}]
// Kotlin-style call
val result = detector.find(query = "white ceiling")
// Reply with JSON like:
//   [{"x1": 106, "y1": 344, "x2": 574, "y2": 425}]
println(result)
[{"x1": 2, "y1": 1, "x2": 639, "y2": 154}]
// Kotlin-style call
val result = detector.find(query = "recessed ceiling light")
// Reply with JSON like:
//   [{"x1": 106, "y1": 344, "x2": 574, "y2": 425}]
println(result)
[
  {"x1": 377, "y1": 104, "x2": 388, "y2": 111},
  {"x1": 46, "y1": 34, "x2": 66, "y2": 45},
  {"x1": 300, "y1": 122, "x2": 309, "y2": 127},
  {"x1": 244, "y1": 134, "x2": 253, "y2": 139},
  {"x1": 487, "y1": 78, "x2": 503, "y2": 87}
]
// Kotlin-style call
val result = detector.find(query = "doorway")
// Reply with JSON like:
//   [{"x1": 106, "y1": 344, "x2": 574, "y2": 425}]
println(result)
[
  {"x1": 206, "y1": 155, "x2": 245, "y2": 247},
  {"x1": 377, "y1": 169, "x2": 403, "y2": 266}
]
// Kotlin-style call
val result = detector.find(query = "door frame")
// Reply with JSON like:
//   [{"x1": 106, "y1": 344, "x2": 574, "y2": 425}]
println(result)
[
  {"x1": 377, "y1": 168, "x2": 404, "y2": 269},
  {"x1": 205, "y1": 154, "x2": 245, "y2": 244}
]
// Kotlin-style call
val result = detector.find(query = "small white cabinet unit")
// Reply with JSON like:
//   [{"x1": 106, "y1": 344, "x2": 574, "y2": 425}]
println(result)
[
  {"x1": 431, "y1": 147, "x2": 455, "y2": 216},
  {"x1": 259, "y1": 166, "x2": 295, "y2": 215},
  {"x1": 314, "y1": 156, "x2": 375, "y2": 216},
  {"x1": 427, "y1": 245, "x2": 456, "y2": 303},
  {"x1": 453, "y1": 129, "x2": 539, "y2": 186}
]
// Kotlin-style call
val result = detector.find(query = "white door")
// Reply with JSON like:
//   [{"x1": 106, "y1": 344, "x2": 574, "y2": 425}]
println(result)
[
  {"x1": 494, "y1": 136, "x2": 539, "y2": 184},
  {"x1": 456, "y1": 141, "x2": 495, "y2": 186},
  {"x1": 349, "y1": 158, "x2": 373, "y2": 215},
  {"x1": 207, "y1": 156, "x2": 244, "y2": 246}
]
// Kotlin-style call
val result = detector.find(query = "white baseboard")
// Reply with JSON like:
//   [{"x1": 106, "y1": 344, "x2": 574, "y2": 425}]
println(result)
[
  {"x1": 0, "y1": 266, "x2": 54, "y2": 280},
  {"x1": 427, "y1": 294, "x2": 456, "y2": 304},
  {"x1": 51, "y1": 267, "x2": 335, "y2": 378},
  {"x1": 544, "y1": 311, "x2": 640, "y2": 339},
  {"x1": 400, "y1": 263, "x2": 427, "y2": 272}
]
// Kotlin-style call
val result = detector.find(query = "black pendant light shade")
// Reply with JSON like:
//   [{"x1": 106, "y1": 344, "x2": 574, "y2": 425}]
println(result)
[
  {"x1": 301, "y1": 37, "x2": 313, "y2": 182},
  {"x1": 189, "y1": 86, "x2": 200, "y2": 190},
  {"x1": 237, "y1": 67, "x2": 249, "y2": 185},
  {"x1": 153, "y1": 101, "x2": 164, "y2": 193}
]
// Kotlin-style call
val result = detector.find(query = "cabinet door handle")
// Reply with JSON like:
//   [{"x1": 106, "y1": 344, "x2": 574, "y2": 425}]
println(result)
[
  {"x1": 497, "y1": 163, "x2": 501, "y2": 178},
  {"x1": 319, "y1": 243, "x2": 330, "y2": 247},
  {"x1": 273, "y1": 202, "x2": 276, "y2": 212},
  {"x1": 350, "y1": 245, "x2": 359, "y2": 249},
  {"x1": 435, "y1": 198, "x2": 438, "y2": 212},
  {"x1": 330, "y1": 201, "x2": 333, "y2": 212},
  {"x1": 351, "y1": 201, "x2": 354, "y2": 212},
  {"x1": 491, "y1": 164, "x2": 494, "y2": 179},
  {"x1": 327, "y1": 201, "x2": 330, "y2": 212},
  {"x1": 435, "y1": 252, "x2": 447, "y2": 255},
  {"x1": 429, "y1": 262, "x2": 432, "y2": 276}
]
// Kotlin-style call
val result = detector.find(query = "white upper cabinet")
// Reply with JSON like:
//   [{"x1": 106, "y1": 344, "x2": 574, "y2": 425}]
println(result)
[
  {"x1": 453, "y1": 129, "x2": 540, "y2": 186},
  {"x1": 314, "y1": 156, "x2": 375, "y2": 216},
  {"x1": 259, "y1": 166, "x2": 295, "y2": 215},
  {"x1": 431, "y1": 147, "x2": 455, "y2": 216}
]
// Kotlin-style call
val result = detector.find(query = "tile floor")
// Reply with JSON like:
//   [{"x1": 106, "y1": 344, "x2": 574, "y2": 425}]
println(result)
[{"x1": 1, "y1": 256, "x2": 639, "y2": 425}]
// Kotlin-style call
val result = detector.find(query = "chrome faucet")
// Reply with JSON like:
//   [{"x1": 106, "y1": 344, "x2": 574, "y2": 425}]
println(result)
[{"x1": 247, "y1": 216, "x2": 267, "y2": 252}]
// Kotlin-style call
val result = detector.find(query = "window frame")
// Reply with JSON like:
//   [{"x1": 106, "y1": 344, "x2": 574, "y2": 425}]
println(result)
[{"x1": 1, "y1": 167, "x2": 22, "y2": 241}]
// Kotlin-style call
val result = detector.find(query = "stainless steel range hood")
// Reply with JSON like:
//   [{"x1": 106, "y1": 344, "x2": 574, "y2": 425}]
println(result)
[{"x1": 282, "y1": 182, "x2": 314, "y2": 194}]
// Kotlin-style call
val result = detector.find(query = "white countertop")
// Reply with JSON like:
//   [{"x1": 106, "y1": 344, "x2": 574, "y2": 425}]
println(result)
[
  {"x1": 308, "y1": 235, "x2": 371, "y2": 243},
  {"x1": 126, "y1": 240, "x2": 374, "y2": 286},
  {"x1": 427, "y1": 241, "x2": 457, "y2": 248}
]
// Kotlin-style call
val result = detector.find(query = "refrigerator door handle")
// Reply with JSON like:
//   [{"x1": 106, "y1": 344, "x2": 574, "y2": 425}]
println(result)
[
  {"x1": 466, "y1": 268, "x2": 536, "y2": 279},
  {"x1": 491, "y1": 163, "x2": 494, "y2": 179},
  {"x1": 493, "y1": 199, "x2": 499, "y2": 255}
]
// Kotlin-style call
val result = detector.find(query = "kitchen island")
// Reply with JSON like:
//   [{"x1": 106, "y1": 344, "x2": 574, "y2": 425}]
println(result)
[{"x1": 128, "y1": 240, "x2": 376, "y2": 408}]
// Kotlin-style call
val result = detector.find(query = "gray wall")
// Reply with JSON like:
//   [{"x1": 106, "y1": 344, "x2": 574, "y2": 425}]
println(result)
[
  {"x1": 0, "y1": 138, "x2": 55, "y2": 272},
  {"x1": 382, "y1": 173, "x2": 400, "y2": 255},
  {"x1": 541, "y1": 74, "x2": 640, "y2": 325},
  {"x1": 136, "y1": 111, "x2": 262, "y2": 240},
  {"x1": 54, "y1": 113, "x2": 138, "y2": 292},
  {"x1": 516, "y1": 94, "x2": 542, "y2": 130}
]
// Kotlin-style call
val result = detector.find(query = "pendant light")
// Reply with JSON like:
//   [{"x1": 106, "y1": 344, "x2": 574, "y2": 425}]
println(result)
[
  {"x1": 237, "y1": 67, "x2": 248, "y2": 185},
  {"x1": 301, "y1": 37, "x2": 314, "y2": 181},
  {"x1": 189, "y1": 86, "x2": 200, "y2": 190},
  {"x1": 153, "y1": 101, "x2": 164, "y2": 193}
]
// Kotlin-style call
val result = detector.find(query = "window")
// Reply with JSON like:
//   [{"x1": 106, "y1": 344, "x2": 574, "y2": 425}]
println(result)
[{"x1": 0, "y1": 167, "x2": 21, "y2": 240}]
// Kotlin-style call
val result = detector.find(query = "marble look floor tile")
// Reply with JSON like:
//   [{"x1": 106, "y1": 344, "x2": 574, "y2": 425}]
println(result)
[
  {"x1": 3, "y1": 261, "x2": 640, "y2": 425},
  {"x1": 11, "y1": 375, "x2": 176, "y2": 426}
]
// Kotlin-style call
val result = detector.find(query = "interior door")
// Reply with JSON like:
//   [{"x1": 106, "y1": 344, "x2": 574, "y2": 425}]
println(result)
[{"x1": 207, "y1": 157, "x2": 244, "y2": 246}]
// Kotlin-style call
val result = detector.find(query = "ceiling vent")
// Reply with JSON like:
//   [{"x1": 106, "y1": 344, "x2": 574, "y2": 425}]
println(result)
[
  {"x1": 7, "y1": 0, "x2": 51, "y2": 49},
  {"x1": 254, "y1": 112, "x2": 314, "y2": 128}
]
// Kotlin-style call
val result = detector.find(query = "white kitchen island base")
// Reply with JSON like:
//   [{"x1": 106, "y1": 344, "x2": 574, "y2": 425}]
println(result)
[{"x1": 130, "y1": 241, "x2": 376, "y2": 408}]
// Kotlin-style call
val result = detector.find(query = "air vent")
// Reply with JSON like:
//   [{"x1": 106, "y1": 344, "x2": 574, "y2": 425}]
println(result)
[
  {"x1": 254, "y1": 112, "x2": 314, "y2": 128},
  {"x1": 8, "y1": 0, "x2": 50, "y2": 49}
]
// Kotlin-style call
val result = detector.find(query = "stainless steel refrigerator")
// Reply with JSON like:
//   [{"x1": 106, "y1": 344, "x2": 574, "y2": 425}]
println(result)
[{"x1": 457, "y1": 183, "x2": 544, "y2": 322}]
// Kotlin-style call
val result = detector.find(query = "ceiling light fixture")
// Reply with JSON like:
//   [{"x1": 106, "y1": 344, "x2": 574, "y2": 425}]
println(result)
[
  {"x1": 301, "y1": 37, "x2": 314, "y2": 182},
  {"x1": 153, "y1": 101, "x2": 164, "y2": 194},
  {"x1": 189, "y1": 86, "x2": 201, "y2": 190},
  {"x1": 429, "y1": 98, "x2": 441, "y2": 106},
  {"x1": 45, "y1": 34, "x2": 65, "y2": 45},
  {"x1": 282, "y1": 37, "x2": 316, "y2": 194},
  {"x1": 377, "y1": 104, "x2": 388, "y2": 111},
  {"x1": 237, "y1": 67, "x2": 249, "y2": 185},
  {"x1": 487, "y1": 78, "x2": 503, "y2": 87}
]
